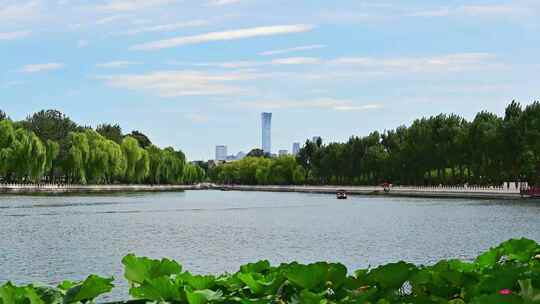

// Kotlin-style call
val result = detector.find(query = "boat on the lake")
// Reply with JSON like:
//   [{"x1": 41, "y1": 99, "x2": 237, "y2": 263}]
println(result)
[{"x1": 336, "y1": 190, "x2": 347, "y2": 199}]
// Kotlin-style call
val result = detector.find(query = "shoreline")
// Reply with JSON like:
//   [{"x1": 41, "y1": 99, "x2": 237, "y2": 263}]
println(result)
[
  {"x1": 0, "y1": 184, "x2": 204, "y2": 194},
  {"x1": 0, "y1": 183, "x2": 529, "y2": 199},
  {"x1": 218, "y1": 185, "x2": 525, "y2": 200}
]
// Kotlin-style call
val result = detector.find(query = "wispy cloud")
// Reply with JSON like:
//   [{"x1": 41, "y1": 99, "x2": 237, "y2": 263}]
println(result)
[
  {"x1": 119, "y1": 20, "x2": 210, "y2": 35},
  {"x1": 1, "y1": 81, "x2": 24, "y2": 88},
  {"x1": 190, "y1": 61, "x2": 263, "y2": 69},
  {"x1": 185, "y1": 113, "x2": 210, "y2": 123},
  {"x1": 19, "y1": 63, "x2": 65, "y2": 73},
  {"x1": 176, "y1": 56, "x2": 322, "y2": 69},
  {"x1": 408, "y1": 4, "x2": 532, "y2": 18},
  {"x1": 95, "y1": 14, "x2": 131, "y2": 25},
  {"x1": 77, "y1": 39, "x2": 89, "y2": 48},
  {"x1": 271, "y1": 57, "x2": 321, "y2": 65},
  {"x1": 98, "y1": 70, "x2": 258, "y2": 97},
  {"x1": 131, "y1": 24, "x2": 315, "y2": 51},
  {"x1": 330, "y1": 53, "x2": 501, "y2": 73},
  {"x1": 96, "y1": 0, "x2": 176, "y2": 12},
  {"x1": 238, "y1": 98, "x2": 383, "y2": 111},
  {"x1": 0, "y1": 30, "x2": 31, "y2": 41},
  {"x1": 0, "y1": 1, "x2": 40, "y2": 21},
  {"x1": 96, "y1": 61, "x2": 141, "y2": 68},
  {"x1": 207, "y1": 0, "x2": 241, "y2": 6},
  {"x1": 260, "y1": 44, "x2": 326, "y2": 56}
]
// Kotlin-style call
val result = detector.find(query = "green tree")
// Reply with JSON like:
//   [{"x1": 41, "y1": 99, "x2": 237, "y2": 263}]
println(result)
[
  {"x1": 97, "y1": 124, "x2": 123, "y2": 144},
  {"x1": 127, "y1": 130, "x2": 152, "y2": 149}
]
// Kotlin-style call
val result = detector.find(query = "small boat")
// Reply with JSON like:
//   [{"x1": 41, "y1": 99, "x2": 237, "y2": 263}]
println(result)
[{"x1": 336, "y1": 190, "x2": 347, "y2": 199}]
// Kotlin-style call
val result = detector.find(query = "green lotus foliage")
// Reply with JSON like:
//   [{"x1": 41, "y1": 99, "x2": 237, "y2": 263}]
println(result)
[
  {"x1": 0, "y1": 275, "x2": 112, "y2": 304},
  {"x1": 1, "y1": 238, "x2": 539, "y2": 304}
]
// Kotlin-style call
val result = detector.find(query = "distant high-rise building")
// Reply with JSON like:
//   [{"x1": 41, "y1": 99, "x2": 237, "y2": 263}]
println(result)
[
  {"x1": 261, "y1": 112, "x2": 272, "y2": 154},
  {"x1": 292, "y1": 142, "x2": 301, "y2": 155},
  {"x1": 215, "y1": 145, "x2": 227, "y2": 161},
  {"x1": 279, "y1": 150, "x2": 288, "y2": 157},
  {"x1": 236, "y1": 151, "x2": 246, "y2": 160}
]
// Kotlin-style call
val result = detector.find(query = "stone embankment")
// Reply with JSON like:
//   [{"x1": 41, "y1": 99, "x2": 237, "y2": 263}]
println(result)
[
  {"x1": 218, "y1": 185, "x2": 526, "y2": 200},
  {"x1": 0, "y1": 183, "x2": 530, "y2": 199},
  {"x1": 0, "y1": 183, "x2": 206, "y2": 194}
]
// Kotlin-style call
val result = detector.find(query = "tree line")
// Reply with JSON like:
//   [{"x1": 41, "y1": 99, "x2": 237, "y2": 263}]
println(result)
[
  {"x1": 208, "y1": 156, "x2": 306, "y2": 185},
  {"x1": 210, "y1": 101, "x2": 540, "y2": 186},
  {"x1": 0, "y1": 109, "x2": 204, "y2": 184}
]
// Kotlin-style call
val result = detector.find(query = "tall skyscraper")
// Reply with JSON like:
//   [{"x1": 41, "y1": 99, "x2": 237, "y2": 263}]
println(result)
[
  {"x1": 215, "y1": 145, "x2": 227, "y2": 161},
  {"x1": 261, "y1": 112, "x2": 272, "y2": 154},
  {"x1": 292, "y1": 142, "x2": 301, "y2": 155}
]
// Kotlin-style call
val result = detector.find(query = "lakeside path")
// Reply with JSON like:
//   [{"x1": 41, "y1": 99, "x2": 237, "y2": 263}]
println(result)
[
  {"x1": 0, "y1": 183, "x2": 527, "y2": 199},
  {"x1": 219, "y1": 185, "x2": 525, "y2": 200},
  {"x1": 0, "y1": 184, "x2": 203, "y2": 194}
]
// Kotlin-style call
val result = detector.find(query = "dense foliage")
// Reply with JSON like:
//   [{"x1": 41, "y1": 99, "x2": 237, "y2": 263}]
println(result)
[
  {"x1": 294, "y1": 101, "x2": 540, "y2": 186},
  {"x1": 209, "y1": 101, "x2": 540, "y2": 186},
  {"x1": 0, "y1": 109, "x2": 204, "y2": 185},
  {"x1": 1, "y1": 238, "x2": 539, "y2": 303},
  {"x1": 209, "y1": 156, "x2": 306, "y2": 185}
]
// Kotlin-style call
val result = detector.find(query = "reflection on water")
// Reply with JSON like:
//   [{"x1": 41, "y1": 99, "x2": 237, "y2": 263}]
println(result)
[{"x1": 1, "y1": 190, "x2": 539, "y2": 300}]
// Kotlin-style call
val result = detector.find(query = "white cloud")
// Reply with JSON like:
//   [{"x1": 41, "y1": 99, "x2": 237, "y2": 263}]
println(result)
[
  {"x1": 1, "y1": 81, "x2": 24, "y2": 88},
  {"x1": 77, "y1": 39, "x2": 89, "y2": 48},
  {"x1": 96, "y1": 0, "x2": 176, "y2": 12},
  {"x1": 0, "y1": 1, "x2": 40, "y2": 21},
  {"x1": 238, "y1": 98, "x2": 383, "y2": 111},
  {"x1": 96, "y1": 14, "x2": 131, "y2": 25},
  {"x1": 191, "y1": 61, "x2": 263, "y2": 69},
  {"x1": 98, "y1": 70, "x2": 258, "y2": 97},
  {"x1": 259, "y1": 44, "x2": 326, "y2": 56},
  {"x1": 119, "y1": 20, "x2": 210, "y2": 35},
  {"x1": 208, "y1": 0, "x2": 241, "y2": 6},
  {"x1": 185, "y1": 113, "x2": 210, "y2": 123},
  {"x1": 334, "y1": 104, "x2": 383, "y2": 111},
  {"x1": 19, "y1": 63, "x2": 65, "y2": 73},
  {"x1": 330, "y1": 53, "x2": 501, "y2": 73},
  {"x1": 131, "y1": 24, "x2": 315, "y2": 50},
  {"x1": 408, "y1": 4, "x2": 532, "y2": 18},
  {"x1": 271, "y1": 57, "x2": 321, "y2": 65},
  {"x1": 0, "y1": 30, "x2": 31, "y2": 41},
  {"x1": 96, "y1": 61, "x2": 141, "y2": 68}
]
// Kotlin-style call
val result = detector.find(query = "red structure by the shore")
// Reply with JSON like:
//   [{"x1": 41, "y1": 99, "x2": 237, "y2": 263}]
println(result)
[{"x1": 521, "y1": 186, "x2": 540, "y2": 198}]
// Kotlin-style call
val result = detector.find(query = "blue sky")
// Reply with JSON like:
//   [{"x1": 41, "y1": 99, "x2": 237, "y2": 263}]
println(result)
[{"x1": 1, "y1": 0, "x2": 539, "y2": 160}]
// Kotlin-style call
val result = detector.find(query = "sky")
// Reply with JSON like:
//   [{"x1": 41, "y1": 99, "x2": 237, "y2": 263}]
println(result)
[{"x1": 1, "y1": 0, "x2": 539, "y2": 160}]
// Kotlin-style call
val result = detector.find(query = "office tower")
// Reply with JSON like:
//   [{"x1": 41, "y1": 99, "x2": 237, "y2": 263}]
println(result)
[
  {"x1": 292, "y1": 142, "x2": 301, "y2": 155},
  {"x1": 215, "y1": 145, "x2": 227, "y2": 161},
  {"x1": 236, "y1": 151, "x2": 246, "y2": 160},
  {"x1": 261, "y1": 112, "x2": 272, "y2": 154}
]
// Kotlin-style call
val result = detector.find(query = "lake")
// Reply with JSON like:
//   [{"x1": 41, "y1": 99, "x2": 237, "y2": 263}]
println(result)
[{"x1": 1, "y1": 190, "x2": 539, "y2": 299}]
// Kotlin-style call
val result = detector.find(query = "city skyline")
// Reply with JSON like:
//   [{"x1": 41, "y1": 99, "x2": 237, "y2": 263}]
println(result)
[
  {"x1": 2, "y1": 1, "x2": 539, "y2": 160},
  {"x1": 214, "y1": 112, "x2": 304, "y2": 161}
]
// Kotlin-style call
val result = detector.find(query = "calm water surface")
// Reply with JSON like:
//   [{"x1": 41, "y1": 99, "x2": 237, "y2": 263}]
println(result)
[{"x1": 1, "y1": 190, "x2": 539, "y2": 299}]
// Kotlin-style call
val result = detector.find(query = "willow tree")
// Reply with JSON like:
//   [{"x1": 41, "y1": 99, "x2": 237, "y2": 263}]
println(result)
[
  {"x1": 183, "y1": 163, "x2": 205, "y2": 184},
  {"x1": 121, "y1": 136, "x2": 149, "y2": 183},
  {"x1": 160, "y1": 147, "x2": 185, "y2": 184},
  {"x1": 146, "y1": 145, "x2": 163, "y2": 184},
  {"x1": 45, "y1": 140, "x2": 60, "y2": 181},
  {"x1": 0, "y1": 120, "x2": 16, "y2": 180},
  {"x1": 66, "y1": 132, "x2": 90, "y2": 184}
]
